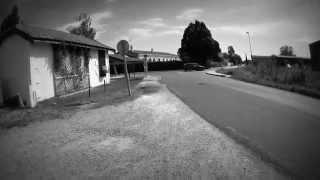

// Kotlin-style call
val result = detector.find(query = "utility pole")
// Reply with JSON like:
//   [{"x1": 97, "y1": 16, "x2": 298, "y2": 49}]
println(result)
[{"x1": 246, "y1": 32, "x2": 253, "y2": 61}]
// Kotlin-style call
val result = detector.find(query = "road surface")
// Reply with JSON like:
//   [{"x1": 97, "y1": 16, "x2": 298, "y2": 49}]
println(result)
[
  {"x1": 0, "y1": 78, "x2": 287, "y2": 179},
  {"x1": 157, "y1": 70, "x2": 320, "y2": 179}
]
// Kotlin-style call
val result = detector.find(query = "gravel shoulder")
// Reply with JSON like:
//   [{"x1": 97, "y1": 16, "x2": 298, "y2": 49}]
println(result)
[{"x1": 0, "y1": 76, "x2": 288, "y2": 179}]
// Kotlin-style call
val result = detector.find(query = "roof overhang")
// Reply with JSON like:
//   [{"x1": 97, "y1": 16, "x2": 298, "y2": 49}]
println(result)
[
  {"x1": 0, "y1": 27, "x2": 116, "y2": 52},
  {"x1": 32, "y1": 38, "x2": 115, "y2": 51}
]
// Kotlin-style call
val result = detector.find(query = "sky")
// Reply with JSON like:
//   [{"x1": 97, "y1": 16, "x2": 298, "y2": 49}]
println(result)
[{"x1": 1, "y1": 0, "x2": 320, "y2": 58}]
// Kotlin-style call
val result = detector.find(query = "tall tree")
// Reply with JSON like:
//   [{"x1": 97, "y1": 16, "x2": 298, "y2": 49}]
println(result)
[
  {"x1": 227, "y1": 46, "x2": 242, "y2": 65},
  {"x1": 227, "y1": 46, "x2": 235, "y2": 56},
  {"x1": 280, "y1": 45, "x2": 295, "y2": 56},
  {"x1": 178, "y1": 20, "x2": 221, "y2": 65},
  {"x1": 68, "y1": 13, "x2": 96, "y2": 39},
  {"x1": 1, "y1": 5, "x2": 20, "y2": 32}
]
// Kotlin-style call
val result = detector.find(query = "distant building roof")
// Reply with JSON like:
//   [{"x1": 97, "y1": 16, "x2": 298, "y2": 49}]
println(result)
[
  {"x1": 276, "y1": 55, "x2": 310, "y2": 60},
  {"x1": 133, "y1": 50, "x2": 178, "y2": 57},
  {"x1": 0, "y1": 24, "x2": 115, "y2": 51},
  {"x1": 109, "y1": 54, "x2": 144, "y2": 64}
]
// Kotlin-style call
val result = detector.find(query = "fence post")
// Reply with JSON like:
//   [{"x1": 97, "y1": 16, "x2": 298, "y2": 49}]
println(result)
[
  {"x1": 133, "y1": 64, "x2": 136, "y2": 79},
  {"x1": 63, "y1": 77, "x2": 67, "y2": 94},
  {"x1": 88, "y1": 74, "x2": 91, "y2": 97}
]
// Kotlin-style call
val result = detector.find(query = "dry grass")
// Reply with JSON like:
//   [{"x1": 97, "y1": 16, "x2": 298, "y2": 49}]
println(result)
[{"x1": 217, "y1": 62, "x2": 320, "y2": 98}]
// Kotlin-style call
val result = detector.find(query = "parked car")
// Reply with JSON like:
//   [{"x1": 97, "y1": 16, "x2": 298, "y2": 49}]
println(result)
[{"x1": 184, "y1": 63, "x2": 206, "y2": 71}]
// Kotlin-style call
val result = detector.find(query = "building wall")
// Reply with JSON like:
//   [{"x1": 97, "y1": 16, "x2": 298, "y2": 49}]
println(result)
[
  {"x1": 29, "y1": 42, "x2": 55, "y2": 106},
  {"x1": 0, "y1": 35, "x2": 31, "y2": 106},
  {"x1": 89, "y1": 49, "x2": 110, "y2": 88}
]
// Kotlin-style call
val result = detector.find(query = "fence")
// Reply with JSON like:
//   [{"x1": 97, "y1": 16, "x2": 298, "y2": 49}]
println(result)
[{"x1": 55, "y1": 74, "x2": 89, "y2": 96}]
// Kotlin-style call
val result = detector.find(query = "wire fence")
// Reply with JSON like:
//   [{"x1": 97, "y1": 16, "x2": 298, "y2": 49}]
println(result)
[{"x1": 55, "y1": 74, "x2": 89, "y2": 96}]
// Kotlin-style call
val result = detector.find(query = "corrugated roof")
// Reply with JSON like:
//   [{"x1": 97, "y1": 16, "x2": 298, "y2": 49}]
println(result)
[{"x1": 0, "y1": 24, "x2": 114, "y2": 50}]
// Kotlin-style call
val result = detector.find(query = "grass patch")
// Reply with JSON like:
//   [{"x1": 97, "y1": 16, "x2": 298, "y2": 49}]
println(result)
[
  {"x1": 217, "y1": 62, "x2": 320, "y2": 99},
  {"x1": 0, "y1": 77, "x2": 148, "y2": 129}
]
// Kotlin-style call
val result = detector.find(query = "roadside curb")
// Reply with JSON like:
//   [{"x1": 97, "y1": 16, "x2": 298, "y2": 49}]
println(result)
[{"x1": 205, "y1": 70, "x2": 231, "y2": 78}]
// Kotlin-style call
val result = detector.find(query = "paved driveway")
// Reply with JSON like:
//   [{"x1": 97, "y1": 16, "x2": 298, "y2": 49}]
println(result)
[{"x1": 158, "y1": 70, "x2": 320, "y2": 179}]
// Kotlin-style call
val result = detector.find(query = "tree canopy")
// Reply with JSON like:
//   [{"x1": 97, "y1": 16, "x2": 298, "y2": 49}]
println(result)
[
  {"x1": 227, "y1": 46, "x2": 242, "y2": 65},
  {"x1": 68, "y1": 13, "x2": 96, "y2": 39},
  {"x1": 178, "y1": 20, "x2": 221, "y2": 65},
  {"x1": 1, "y1": 5, "x2": 21, "y2": 32},
  {"x1": 227, "y1": 46, "x2": 235, "y2": 56},
  {"x1": 280, "y1": 45, "x2": 295, "y2": 56}
]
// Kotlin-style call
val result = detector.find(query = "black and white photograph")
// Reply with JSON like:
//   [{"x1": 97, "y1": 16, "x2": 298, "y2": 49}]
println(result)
[{"x1": 0, "y1": 0, "x2": 320, "y2": 179}]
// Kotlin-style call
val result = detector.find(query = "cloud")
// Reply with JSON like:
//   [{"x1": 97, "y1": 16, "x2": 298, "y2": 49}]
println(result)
[
  {"x1": 92, "y1": 11, "x2": 113, "y2": 24},
  {"x1": 139, "y1": 18, "x2": 166, "y2": 27},
  {"x1": 57, "y1": 10, "x2": 112, "y2": 34},
  {"x1": 57, "y1": 21, "x2": 78, "y2": 32},
  {"x1": 129, "y1": 17, "x2": 185, "y2": 39},
  {"x1": 156, "y1": 29, "x2": 181, "y2": 36},
  {"x1": 212, "y1": 22, "x2": 283, "y2": 36},
  {"x1": 126, "y1": 26, "x2": 183, "y2": 43},
  {"x1": 128, "y1": 23, "x2": 185, "y2": 39},
  {"x1": 176, "y1": 8, "x2": 204, "y2": 21},
  {"x1": 129, "y1": 28, "x2": 152, "y2": 37}
]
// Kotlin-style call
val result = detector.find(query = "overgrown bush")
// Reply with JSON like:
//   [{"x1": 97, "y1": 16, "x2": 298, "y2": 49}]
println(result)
[
  {"x1": 245, "y1": 61, "x2": 312, "y2": 85},
  {"x1": 217, "y1": 60, "x2": 320, "y2": 98}
]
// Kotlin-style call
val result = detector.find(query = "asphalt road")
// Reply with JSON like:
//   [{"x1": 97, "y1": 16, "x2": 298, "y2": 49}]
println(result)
[{"x1": 157, "y1": 70, "x2": 320, "y2": 179}]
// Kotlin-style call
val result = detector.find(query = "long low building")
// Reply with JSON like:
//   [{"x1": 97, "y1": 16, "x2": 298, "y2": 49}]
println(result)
[{"x1": 131, "y1": 50, "x2": 180, "y2": 62}]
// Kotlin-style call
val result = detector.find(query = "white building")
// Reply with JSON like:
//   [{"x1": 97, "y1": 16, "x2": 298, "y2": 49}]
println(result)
[
  {"x1": 0, "y1": 24, "x2": 114, "y2": 107},
  {"x1": 132, "y1": 50, "x2": 180, "y2": 62}
]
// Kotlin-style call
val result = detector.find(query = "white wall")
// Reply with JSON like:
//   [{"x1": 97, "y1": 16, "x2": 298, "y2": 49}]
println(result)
[
  {"x1": 89, "y1": 49, "x2": 110, "y2": 87},
  {"x1": 105, "y1": 51, "x2": 110, "y2": 84},
  {"x1": 0, "y1": 35, "x2": 31, "y2": 106},
  {"x1": 29, "y1": 42, "x2": 55, "y2": 105}
]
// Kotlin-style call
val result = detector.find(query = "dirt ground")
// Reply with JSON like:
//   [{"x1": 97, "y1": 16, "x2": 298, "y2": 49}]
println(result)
[{"x1": 0, "y1": 76, "x2": 288, "y2": 179}]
